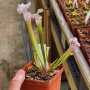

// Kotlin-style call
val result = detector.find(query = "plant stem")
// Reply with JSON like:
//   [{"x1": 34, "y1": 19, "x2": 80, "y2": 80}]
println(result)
[
  {"x1": 26, "y1": 21, "x2": 45, "y2": 70},
  {"x1": 37, "y1": 23, "x2": 49, "y2": 71},
  {"x1": 50, "y1": 49, "x2": 73, "y2": 71}
]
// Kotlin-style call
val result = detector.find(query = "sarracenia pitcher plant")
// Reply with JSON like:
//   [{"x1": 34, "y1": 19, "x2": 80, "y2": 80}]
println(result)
[{"x1": 17, "y1": 2, "x2": 80, "y2": 73}]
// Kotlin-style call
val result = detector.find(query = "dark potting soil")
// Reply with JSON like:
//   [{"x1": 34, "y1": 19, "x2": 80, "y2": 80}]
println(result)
[{"x1": 26, "y1": 67, "x2": 56, "y2": 81}]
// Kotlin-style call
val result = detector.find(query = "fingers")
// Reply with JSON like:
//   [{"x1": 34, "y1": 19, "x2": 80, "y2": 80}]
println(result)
[{"x1": 8, "y1": 69, "x2": 25, "y2": 90}]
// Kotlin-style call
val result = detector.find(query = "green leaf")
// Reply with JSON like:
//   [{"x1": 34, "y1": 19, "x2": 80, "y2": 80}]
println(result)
[
  {"x1": 50, "y1": 49, "x2": 73, "y2": 71},
  {"x1": 26, "y1": 21, "x2": 45, "y2": 69}
]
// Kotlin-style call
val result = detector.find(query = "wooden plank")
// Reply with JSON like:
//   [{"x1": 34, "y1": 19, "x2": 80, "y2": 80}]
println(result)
[
  {"x1": 43, "y1": 9, "x2": 51, "y2": 46},
  {"x1": 36, "y1": 0, "x2": 43, "y2": 9},
  {"x1": 36, "y1": 0, "x2": 47, "y2": 9},
  {"x1": 43, "y1": 8, "x2": 52, "y2": 61}
]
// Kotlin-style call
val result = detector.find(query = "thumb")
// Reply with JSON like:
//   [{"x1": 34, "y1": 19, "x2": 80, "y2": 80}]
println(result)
[{"x1": 8, "y1": 69, "x2": 25, "y2": 90}]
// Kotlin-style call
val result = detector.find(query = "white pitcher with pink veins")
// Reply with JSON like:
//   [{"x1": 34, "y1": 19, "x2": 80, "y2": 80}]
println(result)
[
  {"x1": 86, "y1": 0, "x2": 90, "y2": 4},
  {"x1": 85, "y1": 10, "x2": 90, "y2": 25},
  {"x1": 73, "y1": 0, "x2": 78, "y2": 8}
]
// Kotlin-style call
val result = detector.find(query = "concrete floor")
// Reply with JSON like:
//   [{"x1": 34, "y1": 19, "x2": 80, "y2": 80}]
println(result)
[
  {"x1": 0, "y1": 0, "x2": 26, "y2": 68},
  {"x1": 0, "y1": 0, "x2": 26, "y2": 89}
]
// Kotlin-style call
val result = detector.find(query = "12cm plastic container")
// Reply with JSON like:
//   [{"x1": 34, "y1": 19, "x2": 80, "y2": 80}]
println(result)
[{"x1": 21, "y1": 64, "x2": 63, "y2": 90}]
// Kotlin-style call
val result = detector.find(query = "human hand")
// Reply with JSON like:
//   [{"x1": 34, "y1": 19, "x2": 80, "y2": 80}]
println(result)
[{"x1": 8, "y1": 69, "x2": 25, "y2": 90}]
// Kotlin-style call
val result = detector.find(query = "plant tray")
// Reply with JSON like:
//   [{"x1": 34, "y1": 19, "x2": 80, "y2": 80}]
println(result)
[
  {"x1": 57, "y1": 0, "x2": 90, "y2": 34},
  {"x1": 76, "y1": 27, "x2": 90, "y2": 38},
  {"x1": 21, "y1": 67, "x2": 63, "y2": 90}
]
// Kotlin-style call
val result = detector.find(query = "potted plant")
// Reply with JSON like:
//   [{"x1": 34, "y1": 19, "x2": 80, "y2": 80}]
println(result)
[
  {"x1": 17, "y1": 2, "x2": 80, "y2": 90},
  {"x1": 57, "y1": 0, "x2": 90, "y2": 32}
]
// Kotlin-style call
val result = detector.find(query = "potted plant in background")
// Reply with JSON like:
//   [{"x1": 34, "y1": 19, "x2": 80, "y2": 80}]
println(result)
[
  {"x1": 17, "y1": 2, "x2": 80, "y2": 90},
  {"x1": 57, "y1": 0, "x2": 90, "y2": 32},
  {"x1": 57, "y1": 0, "x2": 90, "y2": 65}
]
